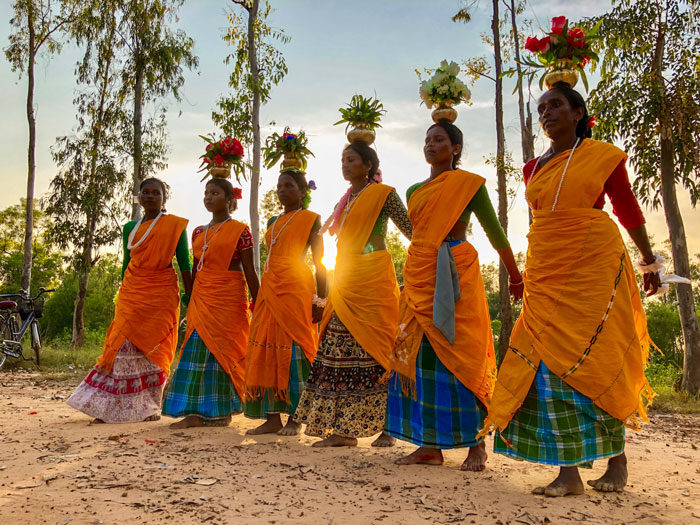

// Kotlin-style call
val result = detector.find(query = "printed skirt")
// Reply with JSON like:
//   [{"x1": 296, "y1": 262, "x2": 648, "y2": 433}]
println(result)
[
  {"x1": 67, "y1": 339, "x2": 167, "y2": 423},
  {"x1": 293, "y1": 312, "x2": 387, "y2": 438},
  {"x1": 162, "y1": 330, "x2": 242, "y2": 421},
  {"x1": 494, "y1": 361, "x2": 626, "y2": 467},
  {"x1": 385, "y1": 336, "x2": 487, "y2": 449},
  {"x1": 244, "y1": 342, "x2": 310, "y2": 419}
]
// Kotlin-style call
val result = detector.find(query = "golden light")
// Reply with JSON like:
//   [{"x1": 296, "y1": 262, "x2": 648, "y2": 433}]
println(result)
[{"x1": 321, "y1": 233, "x2": 337, "y2": 270}]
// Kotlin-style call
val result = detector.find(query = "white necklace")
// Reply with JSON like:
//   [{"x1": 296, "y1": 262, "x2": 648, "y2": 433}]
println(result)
[
  {"x1": 264, "y1": 208, "x2": 303, "y2": 273},
  {"x1": 550, "y1": 137, "x2": 581, "y2": 211},
  {"x1": 196, "y1": 218, "x2": 231, "y2": 271},
  {"x1": 336, "y1": 183, "x2": 370, "y2": 239},
  {"x1": 127, "y1": 211, "x2": 163, "y2": 250}
]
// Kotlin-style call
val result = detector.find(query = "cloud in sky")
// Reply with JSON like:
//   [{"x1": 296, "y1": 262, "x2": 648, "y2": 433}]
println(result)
[{"x1": 1, "y1": 0, "x2": 698, "y2": 265}]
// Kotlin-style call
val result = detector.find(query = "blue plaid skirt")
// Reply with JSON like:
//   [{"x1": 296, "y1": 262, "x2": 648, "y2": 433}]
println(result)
[
  {"x1": 385, "y1": 337, "x2": 487, "y2": 449},
  {"x1": 162, "y1": 330, "x2": 243, "y2": 420},
  {"x1": 494, "y1": 361, "x2": 626, "y2": 467}
]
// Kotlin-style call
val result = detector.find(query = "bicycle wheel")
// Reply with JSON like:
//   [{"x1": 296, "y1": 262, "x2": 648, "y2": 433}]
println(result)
[
  {"x1": 0, "y1": 314, "x2": 10, "y2": 369},
  {"x1": 31, "y1": 320, "x2": 41, "y2": 368}
]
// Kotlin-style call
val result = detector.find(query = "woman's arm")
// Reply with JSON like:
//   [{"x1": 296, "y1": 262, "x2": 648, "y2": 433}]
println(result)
[
  {"x1": 385, "y1": 190, "x2": 413, "y2": 240},
  {"x1": 240, "y1": 247, "x2": 260, "y2": 302},
  {"x1": 309, "y1": 218, "x2": 327, "y2": 323},
  {"x1": 175, "y1": 229, "x2": 193, "y2": 297},
  {"x1": 626, "y1": 225, "x2": 660, "y2": 296}
]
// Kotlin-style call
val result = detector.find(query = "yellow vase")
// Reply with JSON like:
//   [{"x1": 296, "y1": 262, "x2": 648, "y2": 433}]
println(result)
[
  {"x1": 544, "y1": 60, "x2": 579, "y2": 90},
  {"x1": 346, "y1": 124, "x2": 376, "y2": 145},
  {"x1": 431, "y1": 99, "x2": 458, "y2": 123}
]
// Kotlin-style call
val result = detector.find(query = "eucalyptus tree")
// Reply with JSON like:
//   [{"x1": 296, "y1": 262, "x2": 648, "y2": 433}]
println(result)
[
  {"x1": 586, "y1": 0, "x2": 700, "y2": 393},
  {"x1": 44, "y1": 1, "x2": 129, "y2": 348},
  {"x1": 213, "y1": 0, "x2": 289, "y2": 273},
  {"x1": 5, "y1": 0, "x2": 78, "y2": 293}
]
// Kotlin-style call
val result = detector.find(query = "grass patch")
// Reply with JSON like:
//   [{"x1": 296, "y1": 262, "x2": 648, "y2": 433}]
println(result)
[
  {"x1": 1, "y1": 334, "x2": 102, "y2": 374},
  {"x1": 647, "y1": 362, "x2": 700, "y2": 415}
]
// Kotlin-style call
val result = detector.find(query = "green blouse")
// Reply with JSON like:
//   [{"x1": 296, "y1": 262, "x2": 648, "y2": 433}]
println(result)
[
  {"x1": 121, "y1": 220, "x2": 191, "y2": 279},
  {"x1": 405, "y1": 182, "x2": 509, "y2": 250}
]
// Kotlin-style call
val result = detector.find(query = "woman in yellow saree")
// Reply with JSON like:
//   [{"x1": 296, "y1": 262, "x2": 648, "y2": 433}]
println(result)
[
  {"x1": 68, "y1": 178, "x2": 192, "y2": 423},
  {"x1": 244, "y1": 170, "x2": 327, "y2": 435},
  {"x1": 486, "y1": 82, "x2": 660, "y2": 496},
  {"x1": 293, "y1": 141, "x2": 413, "y2": 447},
  {"x1": 385, "y1": 121, "x2": 523, "y2": 471}
]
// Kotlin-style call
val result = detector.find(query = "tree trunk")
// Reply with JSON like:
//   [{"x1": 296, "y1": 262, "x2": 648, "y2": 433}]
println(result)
[
  {"x1": 21, "y1": 3, "x2": 36, "y2": 294},
  {"x1": 71, "y1": 264, "x2": 89, "y2": 348},
  {"x1": 508, "y1": 0, "x2": 534, "y2": 164},
  {"x1": 130, "y1": 58, "x2": 144, "y2": 221},
  {"x1": 493, "y1": 0, "x2": 513, "y2": 361},
  {"x1": 247, "y1": 0, "x2": 261, "y2": 274}
]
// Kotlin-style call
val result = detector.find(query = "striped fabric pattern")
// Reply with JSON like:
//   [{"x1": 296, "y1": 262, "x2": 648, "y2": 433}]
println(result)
[
  {"x1": 385, "y1": 336, "x2": 487, "y2": 449},
  {"x1": 244, "y1": 342, "x2": 310, "y2": 419},
  {"x1": 162, "y1": 330, "x2": 242, "y2": 420},
  {"x1": 494, "y1": 361, "x2": 625, "y2": 467}
]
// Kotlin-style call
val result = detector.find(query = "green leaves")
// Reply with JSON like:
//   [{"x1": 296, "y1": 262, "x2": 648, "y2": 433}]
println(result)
[
  {"x1": 333, "y1": 95, "x2": 386, "y2": 132},
  {"x1": 261, "y1": 127, "x2": 314, "y2": 170}
]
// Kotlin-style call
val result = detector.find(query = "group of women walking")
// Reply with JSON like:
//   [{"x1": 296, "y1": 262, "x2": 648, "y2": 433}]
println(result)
[{"x1": 67, "y1": 81, "x2": 661, "y2": 497}]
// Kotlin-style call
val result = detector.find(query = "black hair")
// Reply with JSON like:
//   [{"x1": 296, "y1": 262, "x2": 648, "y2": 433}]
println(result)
[
  {"x1": 140, "y1": 177, "x2": 167, "y2": 202},
  {"x1": 206, "y1": 177, "x2": 237, "y2": 213},
  {"x1": 427, "y1": 120, "x2": 463, "y2": 170},
  {"x1": 547, "y1": 82, "x2": 592, "y2": 139},
  {"x1": 279, "y1": 170, "x2": 311, "y2": 209},
  {"x1": 344, "y1": 141, "x2": 380, "y2": 182}
]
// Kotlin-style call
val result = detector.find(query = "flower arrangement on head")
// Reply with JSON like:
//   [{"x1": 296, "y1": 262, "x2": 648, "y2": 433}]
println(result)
[
  {"x1": 198, "y1": 134, "x2": 246, "y2": 182},
  {"x1": 514, "y1": 16, "x2": 602, "y2": 91},
  {"x1": 262, "y1": 127, "x2": 315, "y2": 173},
  {"x1": 417, "y1": 60, "x2": 471, "y2": 124},
  {"x1": 334, "y1": 94, "x2": 386, "y2": 145}
]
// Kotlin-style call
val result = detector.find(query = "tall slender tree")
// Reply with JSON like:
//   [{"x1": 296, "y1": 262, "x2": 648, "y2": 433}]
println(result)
[
  {"x1": 214, "y1": 0, "x2": 289, "y2": 273},
  {"x1": 5, "y1": 0, "x2": 78, "y2": 294},
  {"x1": 586, "y1": 0, "x2": 700, "y2": 393}
]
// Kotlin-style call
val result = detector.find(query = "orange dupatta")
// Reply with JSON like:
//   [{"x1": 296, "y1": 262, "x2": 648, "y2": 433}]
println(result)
[
  {"x1": 98, "y1": 214, "x2": 188, "y2": 375},
  {"x1": 183, "y1": 220, "x2": 250, "y2": 399},
  {"x1": 246, "y1": 209, "x2": 320, "y2": 402},
  {"x1": 320, "y1": 183, "x2": 397, "y2": 370},
  {"x1": 389, "y1": 170, "x2": 496, "y2": 407},
  {"x1": 484, "y1": 139, "x2": 654, "y2": 435}
]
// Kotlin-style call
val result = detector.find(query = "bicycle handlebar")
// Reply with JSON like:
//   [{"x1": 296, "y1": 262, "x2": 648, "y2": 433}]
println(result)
[{"x1": 0, "y1": 287, "x2": 56, "y2": 301}]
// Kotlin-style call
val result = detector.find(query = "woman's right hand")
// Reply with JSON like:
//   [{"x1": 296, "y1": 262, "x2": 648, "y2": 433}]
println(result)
[{"x1": 509, "y1": 280, "x2": 524, "y2": 301}]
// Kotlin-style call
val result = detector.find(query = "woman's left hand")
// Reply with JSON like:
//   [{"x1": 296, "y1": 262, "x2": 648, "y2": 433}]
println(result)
[
  {"x1": 509, "y1": 281, "x2": 524, "y2": 301},
  {"x1": 643, "y1": 271, "x2": 661, "y2": 297},
  {"x1": 312, "y1": 304, "x2": 324, "y2": 324}
]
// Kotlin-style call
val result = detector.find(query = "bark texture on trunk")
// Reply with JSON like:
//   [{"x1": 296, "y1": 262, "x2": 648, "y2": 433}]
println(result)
[
  {"x1": 131, "y1": 59, "x2": 144, "y2": 221},
  {"x1": 247, "y1": 0, "x2": 261, "y2": 275}
]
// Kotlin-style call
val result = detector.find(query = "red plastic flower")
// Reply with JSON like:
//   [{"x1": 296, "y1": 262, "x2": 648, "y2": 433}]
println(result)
[
  {"x1": 587, "y1": 116, "x2": 597, "y2": 128},
  {"x1": 205, "y1": 143, "x2": 214, "y2": 152},
  {"x1": 525, "y1": 35, "x2": 551, "y2": 54},
  {"x1": 233, "y1": 187, "x2": 243, "y2": 199},
  {"x1": 231, "y1": 140, "x2": 244, "y2": 157},
  {"x1": 213, "y1": 155, "x2": 225, "y2": 165},
  {"x1": 551, "y1": 16, "x2": 567, "y2": 35},
  {"x1": 566, "y1": 27, "x2": 586, "y2": 49}
]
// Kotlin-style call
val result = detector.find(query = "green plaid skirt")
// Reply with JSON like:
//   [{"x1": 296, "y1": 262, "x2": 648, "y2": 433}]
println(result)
[
  {"x1": 162, "y1": 330, "x2": 243, "y2": 420},
  {"x1": 244, "y1": 342, "x2": 310, "y2": 419},
  {"x1": 385, "y1": 337, "x2": 487, "y2": 449},
  {"x1": 494, "y1": 361, "x2": 625, "y2": 467}
]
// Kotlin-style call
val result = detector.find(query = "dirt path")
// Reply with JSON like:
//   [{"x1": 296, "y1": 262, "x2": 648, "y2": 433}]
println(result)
[{"x1": 0, "y1": 371, "x2": 698, "y2": 524}]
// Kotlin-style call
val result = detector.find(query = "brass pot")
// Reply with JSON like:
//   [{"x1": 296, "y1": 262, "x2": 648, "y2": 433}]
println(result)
[
  {"x1": 544, "y1": 60, "x2": 579, "y2": 90},
  {"x1": 431, "y1": 100, "x2": 458, "y2": 123},
  {"x1": 209, "y1": 165, "x2": 231, "y2": 179},
  {"x1": 281, "y1": 152, "x2": 303, "y2": 169},
  {"x1": 347, "y1": 124, "x2": 376, "y2": 145}
]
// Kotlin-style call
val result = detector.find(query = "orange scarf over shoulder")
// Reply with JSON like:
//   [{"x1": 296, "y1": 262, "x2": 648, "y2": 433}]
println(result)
[
  {"x1": 246, "y1": 209, "x2": 320, "y2": 402},
  {"x1": 484, "y1": 139, "x2": 654, "y2": 435},
  {"x1": 389, "y1": 170, "x2": 496, "y2": 407},
  {"x1": 98, "y1": 214, "x2": 188, "y2": 375},
  {"x1": 183, "y1": 220, "x2": 250, "y2": 398},
  {"x1": 320, "y1": 183, "x2": 398, "y2": 370}
]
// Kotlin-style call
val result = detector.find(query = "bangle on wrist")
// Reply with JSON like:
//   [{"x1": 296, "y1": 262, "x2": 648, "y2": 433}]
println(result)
[
  {"x1": 636, "y1": 253, "x2": 664, "y2": 274},
  {"x1": 509, "y1": 277, "x2": 523, "y2": 286},
  {"x1": 312, "y1": 294, "x2": 327, "y2": 308}
]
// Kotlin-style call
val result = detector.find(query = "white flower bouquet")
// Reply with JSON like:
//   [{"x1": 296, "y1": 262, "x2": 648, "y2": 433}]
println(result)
[{"x1": 418, "y1": 60, "x2": 471, "y2": 110}]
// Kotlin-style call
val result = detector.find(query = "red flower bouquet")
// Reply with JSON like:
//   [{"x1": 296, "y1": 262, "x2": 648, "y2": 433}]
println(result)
[{"x1": 198, "y1": 135, "x2": 246, "y2": 181}]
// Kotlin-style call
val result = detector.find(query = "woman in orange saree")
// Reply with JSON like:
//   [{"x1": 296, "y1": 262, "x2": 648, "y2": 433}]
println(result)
[
  {"x1": 244, "y1": 170, "x2": 326, "y2": 435},
  {"x1": 486, "y1": 83, "x2": 660, "y2": 497},
  {"x1": 293, "y1": 142, "x2": 413, "y2": 447},
  {"x1": 163, "y1": 178, "x2": 260, "y2": 428},
  {"x1": 68, "y1": 178, "x2": 192, "y2": 423},
  {"x1": 385, "y1": 121, "x2": 523, "y2": 471}
]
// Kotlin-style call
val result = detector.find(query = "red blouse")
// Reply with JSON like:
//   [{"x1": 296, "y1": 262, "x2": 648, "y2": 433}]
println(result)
[
  {"x1": 523, "y1": 157, "x2": 645, "y2": 229},
  {"x1": 192, "y1": 225, "x2": 254, "y2": 263}
]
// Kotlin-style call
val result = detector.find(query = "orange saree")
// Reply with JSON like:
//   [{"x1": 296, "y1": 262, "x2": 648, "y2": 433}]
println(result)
[
  {"x1": 485, "y1": 139, "x2": 655, "y2": 438},
  {"x1": 182, "y1": 220, "x2": 251, "y2": 399},
  {"x1": 389, "y1": 169, "x2": 497, "y2": 408},
  {"x1": 245, "y1": 209, "x2": 320, "y2": 406}
]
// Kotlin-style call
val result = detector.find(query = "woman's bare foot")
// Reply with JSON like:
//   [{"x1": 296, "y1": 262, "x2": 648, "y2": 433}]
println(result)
[
  {"x1": 395, "y1": 447, "x2": 444, "y2": 465},
  {"x1": 143, "y1": 414, "x2": 160, "y2": 422},
  {"x1": 312, "y1": 435, "x2": 358, "y2": 447},
  {"x1": 246, "y1": 414, "x2": 283, "y2": 435},
  {"x1": 460, "y1": 441, "x2": 488, "y2": 471},
  {"x1": 532, "y1": 467, "x2": 585, "y2": 497},
  {"x1": 277, "y1": 419, "x2": 301, "y2": 436},
  {"x1": 169, "y1": 415, "x2": 204, "y2": 429},
  {"x1": 587, "y1": 453, "x2": 628, "y2": 492},
  {"x1": 371, "y1": 432, "x2": 396, "y2": 447},
  {"x1": 90, "y1": 418, "x2": 105, "y2": 425}
]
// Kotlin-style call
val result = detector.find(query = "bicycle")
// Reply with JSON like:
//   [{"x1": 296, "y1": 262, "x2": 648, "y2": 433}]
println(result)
[{"x1": 0, "y1": 287, "x2": 55, "y2": 369}]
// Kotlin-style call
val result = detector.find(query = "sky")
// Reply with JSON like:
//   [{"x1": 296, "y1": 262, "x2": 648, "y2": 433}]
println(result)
[{"x1": 1, "y1": 0, "x2": 698, "y2": 269}]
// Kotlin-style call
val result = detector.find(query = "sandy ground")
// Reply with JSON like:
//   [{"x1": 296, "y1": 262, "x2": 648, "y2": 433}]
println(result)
[{"x1": 0, "y1": 371, "x2": 698, "y2": 525}]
